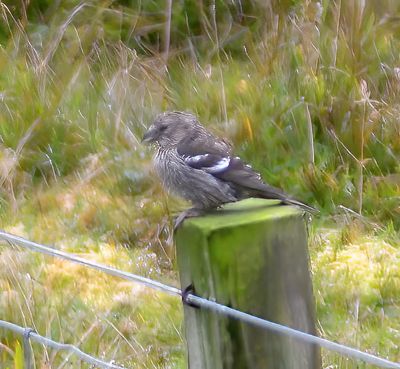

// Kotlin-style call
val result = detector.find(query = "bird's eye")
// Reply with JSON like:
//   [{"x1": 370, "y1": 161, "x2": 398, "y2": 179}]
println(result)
[{"x1": 159, "y1": 125, "x2": 168, "y2": 131}]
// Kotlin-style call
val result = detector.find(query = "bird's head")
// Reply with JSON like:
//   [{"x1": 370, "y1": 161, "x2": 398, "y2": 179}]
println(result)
[{"x1": 142, "y1": 111, "x2": 202, "y2": 148}]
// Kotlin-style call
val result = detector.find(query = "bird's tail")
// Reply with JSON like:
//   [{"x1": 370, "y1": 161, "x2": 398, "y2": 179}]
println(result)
[
  {"x1": 253, "y1": 186, "x2": 318, "y2": 214},
  {"x1": 280, "y1": 197, "x2": 318, "y2": 214}
]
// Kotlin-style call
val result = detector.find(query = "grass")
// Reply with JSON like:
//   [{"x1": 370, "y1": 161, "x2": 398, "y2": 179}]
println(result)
[
  {"x1": 0, "y1": 1, "x2": 399, "y2": 368},
  {"x1": 310, "y1": 224, "x2": 400, "y2": 366}
]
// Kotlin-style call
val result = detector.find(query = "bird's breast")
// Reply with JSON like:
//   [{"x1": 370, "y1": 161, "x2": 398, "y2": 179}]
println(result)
[{"x1": 154, "y1": 148, "x2": 185, "y2": 189}]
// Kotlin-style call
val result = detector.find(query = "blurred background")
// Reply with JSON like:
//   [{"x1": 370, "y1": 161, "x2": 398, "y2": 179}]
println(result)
[{"x1": 0, "y1": 0, "x2": 399, "y2": 368}]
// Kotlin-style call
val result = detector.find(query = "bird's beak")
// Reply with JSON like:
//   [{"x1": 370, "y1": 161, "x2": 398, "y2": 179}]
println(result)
[{"x1": 141, "y1": 126, "x2": 156, "y2": 144}]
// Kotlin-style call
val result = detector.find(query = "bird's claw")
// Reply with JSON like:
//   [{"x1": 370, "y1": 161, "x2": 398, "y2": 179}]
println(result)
[{"x1": 174, "y1": 208, "x2": 204, "y2": 231}]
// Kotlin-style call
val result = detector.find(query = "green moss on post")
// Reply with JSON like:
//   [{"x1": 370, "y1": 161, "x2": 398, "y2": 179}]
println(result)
[{"x1": 175, "y1": 198, "x2": 321, "y2": 369}]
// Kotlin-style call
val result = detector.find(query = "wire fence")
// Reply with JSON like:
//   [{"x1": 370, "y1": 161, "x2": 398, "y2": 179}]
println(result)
[{"x1": 0, "y1": 230, "x2": 400, "y2": 369}]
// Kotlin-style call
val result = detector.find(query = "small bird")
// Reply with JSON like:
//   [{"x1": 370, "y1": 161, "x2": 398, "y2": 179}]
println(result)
[{"x1": 142, "y1": 111, "x2": 315, "y2": 225}]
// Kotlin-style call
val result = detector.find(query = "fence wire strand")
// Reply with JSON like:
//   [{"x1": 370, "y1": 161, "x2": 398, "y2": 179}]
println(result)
[
  {"x1": 0, "y1": 320, "x2": 124, "y2": 369},
  {"x1": 1, "y1": 230, "x2": 400, "y2": 369},
  {"x1": 0, "y1": 231, "x2": 181, "y2": 297}
]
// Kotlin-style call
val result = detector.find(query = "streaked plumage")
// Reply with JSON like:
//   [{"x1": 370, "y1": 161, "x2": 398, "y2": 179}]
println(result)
[{"x1": 142, "y1": 111, "x2": 315, "y2": 213}]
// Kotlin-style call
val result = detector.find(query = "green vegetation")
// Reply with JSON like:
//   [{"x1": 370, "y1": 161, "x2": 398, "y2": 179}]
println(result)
[{"x1": 0, "y1": 0, "x2": 398, "y2": 368}]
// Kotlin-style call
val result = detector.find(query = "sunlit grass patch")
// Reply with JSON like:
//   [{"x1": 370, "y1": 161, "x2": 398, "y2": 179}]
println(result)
[
  {"x1": 0, "y1": 234, "x2": 184, "y2": 368},
  {"x1": 312, "y1": 226, "x2": 400, "y2": 363},
  {"x1": 0, "y1": 173, "x2": 182, "y2": 368}
]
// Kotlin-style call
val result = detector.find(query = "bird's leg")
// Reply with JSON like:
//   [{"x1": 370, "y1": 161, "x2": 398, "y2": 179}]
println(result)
[{"x1": 174, "y1": 208, "x2": 205, "y2": 230}]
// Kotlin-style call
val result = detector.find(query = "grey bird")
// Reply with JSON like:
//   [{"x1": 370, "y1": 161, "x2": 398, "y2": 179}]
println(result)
[{"x1": 142, "y1": 111, "x2": 316, "y2": 225}]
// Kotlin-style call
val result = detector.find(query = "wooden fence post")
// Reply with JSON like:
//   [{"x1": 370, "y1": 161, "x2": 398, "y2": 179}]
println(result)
[{"x1": 175, "y1": 198, "x2": 321, "y2": 369}]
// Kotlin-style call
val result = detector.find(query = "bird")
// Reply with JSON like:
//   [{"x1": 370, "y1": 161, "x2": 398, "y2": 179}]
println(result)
[{"x1": 142, "y1": 111, "x2": 316, "y2": 226}]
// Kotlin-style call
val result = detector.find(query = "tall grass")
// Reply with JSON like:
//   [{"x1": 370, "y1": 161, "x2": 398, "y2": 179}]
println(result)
[{"x1": 0, "y1": 1, "x2": 399, "y2": 368}]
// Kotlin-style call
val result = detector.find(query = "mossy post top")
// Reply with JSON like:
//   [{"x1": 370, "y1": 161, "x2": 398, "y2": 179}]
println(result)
[{"x1": 182, "y1": 198, "x2": 302, "y2": 234}]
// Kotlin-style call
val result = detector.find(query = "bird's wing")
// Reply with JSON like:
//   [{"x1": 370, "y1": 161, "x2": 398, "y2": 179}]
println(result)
[
  {"x1": 177, "y1": 131, "x2": 231, "y2": 156},
  {"x1": 177, "y1": 133, "x2": 286, "y2": 198},
  {"x1": 177, "y1": 133, "x2": 231, "y2": 171},
  {"x1": 177, "y1": 132, "x2": 317, "y2": 212},
  {"x1": 177, "y1": 133, "x2": 317, "y2": 211}
]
